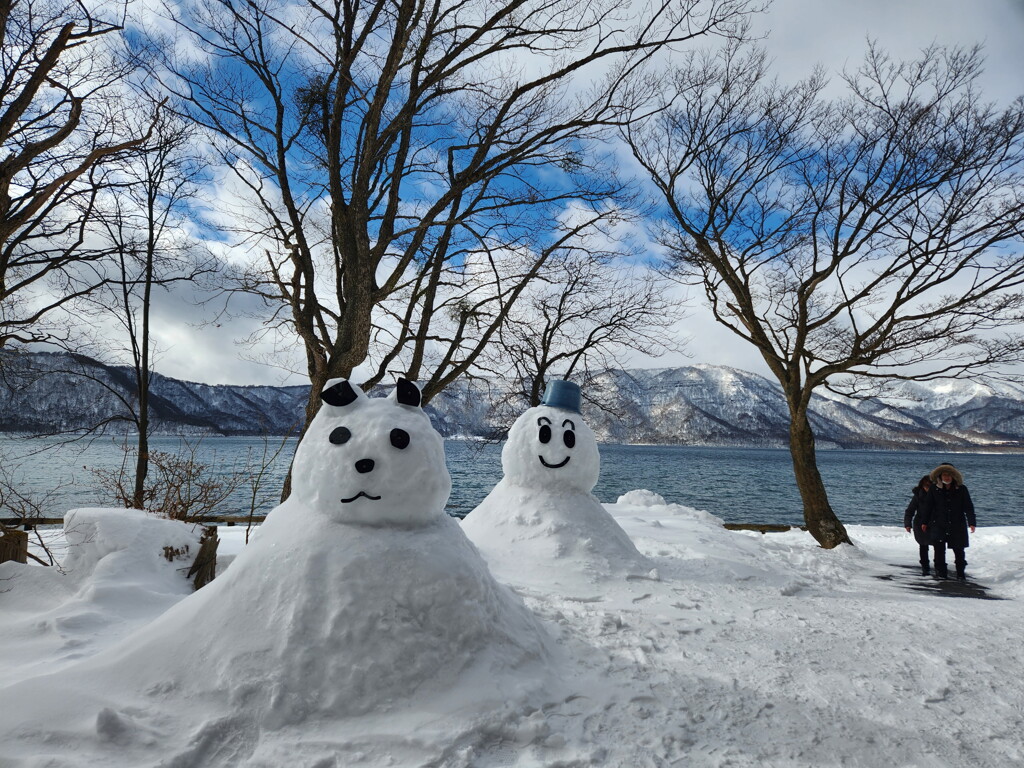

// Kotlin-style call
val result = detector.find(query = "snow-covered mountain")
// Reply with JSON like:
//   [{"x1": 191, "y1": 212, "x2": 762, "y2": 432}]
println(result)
[
  {"x1": 581, "y1": 366, "x2": 1024, "y2": 449},
  {"x1": 0, "y1": 351, "x2": 307, "y2": 435},
  {"x1": 2, "y1": 351, "x2": 1023, "y2": 449}
]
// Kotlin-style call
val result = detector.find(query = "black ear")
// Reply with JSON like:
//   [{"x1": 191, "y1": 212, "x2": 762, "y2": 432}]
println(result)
[
  {"x1": 396, "y1": 377, "x2": 421, "y2": 408},
  {"x1": 321, "y1": 380, "x2": 359, "y2": 407}
]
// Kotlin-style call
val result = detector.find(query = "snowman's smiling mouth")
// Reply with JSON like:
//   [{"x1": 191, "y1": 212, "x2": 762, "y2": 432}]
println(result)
[
  {"x1": 341, "y1": 491, "x2": 382, "y2": 503},
  {"x1": 539, "y1": 455, "x2": 570, "y2": 469}
]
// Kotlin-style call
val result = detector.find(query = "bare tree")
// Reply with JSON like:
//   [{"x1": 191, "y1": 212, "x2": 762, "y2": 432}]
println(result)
[
  {"x1": 86, "y1": 109, "x2": 216, "y2": 509},
  {"x1": 366, "y1": 205, "x2": 627, "y2": 402},
  {"x1": 625, "y1": 42, "x2": 1024, "y2": 548},
  {"x1": 0, "y1": 0, "x2": 155, "y2": 348},
  {"x1": 492, "y1": 245, "x2": 683, "y2": 411},
  {"x1": 147, "y1": 0, "x2": 755, "y2": 438}
]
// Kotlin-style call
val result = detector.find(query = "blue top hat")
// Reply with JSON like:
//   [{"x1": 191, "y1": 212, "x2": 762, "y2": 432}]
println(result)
[{"x1": 540, "y1": 380, "x2": 581, "y2": 413}]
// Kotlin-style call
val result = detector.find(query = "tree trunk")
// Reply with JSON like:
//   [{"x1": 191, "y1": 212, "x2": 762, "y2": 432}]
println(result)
[
  {"x1": 132, "y1": 284, "x2": 150, "y2": 510},
  {"x1": 132, "y1": 203, "x2": 157, "y2": 510},
  {"x1": 529, "y1": 375, "x2": 545, "y2": 407},
  {"x1": 279, "y1": 365, "x2": 337, "y2": 503},
  {"x1": 788, "y1": 405, "x2": 852, "y2": 549},
  {"x1": 132, "y1": 429, "x2": 148, "y2": 509}
]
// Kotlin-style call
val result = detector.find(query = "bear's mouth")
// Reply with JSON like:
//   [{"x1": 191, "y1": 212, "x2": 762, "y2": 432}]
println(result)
[
  {"x1": 341, "y1": 491, "x2": 382, "y2": 503},
  {"x1": 539, "y1": 455, "x2": 570, "y2": 469}
]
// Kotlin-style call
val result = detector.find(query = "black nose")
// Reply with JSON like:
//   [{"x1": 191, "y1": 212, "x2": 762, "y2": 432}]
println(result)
[{"x1": 355, "y1": 458, "x2": 375, "y2": 474}]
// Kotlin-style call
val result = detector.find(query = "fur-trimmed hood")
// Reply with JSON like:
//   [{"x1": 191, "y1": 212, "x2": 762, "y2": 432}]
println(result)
[{"x1": 930, "y1": 463, "x2": 964, "y2": 486}]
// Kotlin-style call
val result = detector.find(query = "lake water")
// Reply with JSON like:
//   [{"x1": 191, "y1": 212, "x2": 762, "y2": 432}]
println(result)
[{"x1": 2, "y1": 435, "x2": 1021, "y2": 528}]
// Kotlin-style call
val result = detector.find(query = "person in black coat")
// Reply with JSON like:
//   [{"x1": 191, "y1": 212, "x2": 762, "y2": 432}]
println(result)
[
  {"x1": 920, "y1": 462, "x2": 977, "y2": 580},
  {"x1": 903, "y1": 474, "x2": 933, "y2": 575}
]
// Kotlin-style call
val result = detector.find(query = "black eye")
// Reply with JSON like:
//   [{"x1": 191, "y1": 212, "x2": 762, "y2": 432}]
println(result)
[
  {"x1": 539, "y1": 424, "x2": 552, "y2": 444},
  {"x1": 329, "y1": 427, "x2": 351, "y2": 445},
  {"x1": 390, "y1": 428, "x2": 410, "y2": 449},
  {"x1": 563, "y1": 430, "x2": 576, "y2": 448}
]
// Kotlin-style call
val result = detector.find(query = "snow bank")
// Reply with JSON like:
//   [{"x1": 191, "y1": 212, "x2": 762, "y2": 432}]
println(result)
[{"x1": 0, "y1": 508, "x2": 201, "y2": 685}]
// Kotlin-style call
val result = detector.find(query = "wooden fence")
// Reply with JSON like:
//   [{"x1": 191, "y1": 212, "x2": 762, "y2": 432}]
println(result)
[
  {"x1": 0, "y1": 528, "x2": 28, "y2": 564},
  {"x1": 722, "y1": 523, "x2": 806, "y2": 533},
  {"x1": 2, "y1": 516, "x2": 799, "y2": 534},
  {"x1": 0, "y1": 515, "x2": 268, "y2": 530},
  {"x1": 0, "y1": 518, "x2": 228, "y2": 590},
  {"x1": 0, "y1": 515, "x2": 804, "y2": 570}
]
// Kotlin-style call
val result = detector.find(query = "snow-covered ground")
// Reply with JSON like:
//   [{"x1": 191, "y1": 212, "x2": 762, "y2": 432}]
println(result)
[
  {"x1": 2, "y1": 499, "x2": 1022, "y2": 767},
  {"x1": 2, "y1": 379, "x2": 1021, "y2": 767}
]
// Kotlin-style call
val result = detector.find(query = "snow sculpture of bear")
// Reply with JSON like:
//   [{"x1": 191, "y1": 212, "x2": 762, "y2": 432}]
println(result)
[
  {"x1": 0, "y1": 379, "x2": 556, "y2": 762},
  {"x1": 462, "y1": 380, "x2": 652, "y2": 583}
]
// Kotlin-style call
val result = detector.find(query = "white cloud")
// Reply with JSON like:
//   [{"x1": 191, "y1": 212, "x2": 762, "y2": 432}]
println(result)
[{"x1": 113, "y1": 0, "x2": 1024, "y2": 386}]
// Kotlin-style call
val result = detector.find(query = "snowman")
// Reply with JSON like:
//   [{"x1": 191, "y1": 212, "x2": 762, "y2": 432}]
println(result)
[
  {"x1": 0, "y1": 379, "x2": 556, "y2": 762},
  {"x1": 462, "y1": 380, "x2": 653, "y2": 584}
]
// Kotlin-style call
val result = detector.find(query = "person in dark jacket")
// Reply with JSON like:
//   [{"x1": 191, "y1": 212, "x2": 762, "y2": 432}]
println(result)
[
  {"x1": 903, "y1": 474, "x2": 933, "y2": 575},
  {"x1": 920, "y1": 462, "x2": 976, "y2": 580}
]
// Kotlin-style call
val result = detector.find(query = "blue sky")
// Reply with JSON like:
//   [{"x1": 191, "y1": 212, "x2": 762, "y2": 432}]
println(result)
[{"x1": 144, "y1": 0, "x2": 1024, "y2": 386}]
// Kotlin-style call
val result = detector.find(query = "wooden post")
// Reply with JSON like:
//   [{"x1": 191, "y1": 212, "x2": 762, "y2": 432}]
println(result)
[
  {"x1": 0, "y1": 528, "x2": 29, "y2": 564},
  {"x1": 187, "y1": 526, "x2": 219, "y2": 591}
]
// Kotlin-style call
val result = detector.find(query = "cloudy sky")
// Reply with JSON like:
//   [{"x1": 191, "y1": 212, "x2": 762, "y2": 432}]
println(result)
[
  {"x1": 627, "y1": 0, "x2": 1024, "y2": 378},
  {"x1": 145, "y1": 0, "x2": 1024, "y2": 386},
  {"x1": 753, "y1": 0, "x2": 1024, "y2": 105}
]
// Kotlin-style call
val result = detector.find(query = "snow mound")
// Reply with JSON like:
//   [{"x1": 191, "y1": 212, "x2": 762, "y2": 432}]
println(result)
[
  {"x1": 5, "y1": 497, "x2": 1024, "y2": 766},
  {"x1": 0, "y1": 508, "x2": 202, "y2": 686},
  {"x1": 614, "y1": 491, "x2": 725, "y2": 528},
  {"x1": 615, "y1": 488, "x2": 667, "y2": 507}
]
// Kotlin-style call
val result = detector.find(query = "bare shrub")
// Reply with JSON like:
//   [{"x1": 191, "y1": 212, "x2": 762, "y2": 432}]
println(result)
[{"x1": 92, "y1": 439, "x2": 244, "y2": 523}]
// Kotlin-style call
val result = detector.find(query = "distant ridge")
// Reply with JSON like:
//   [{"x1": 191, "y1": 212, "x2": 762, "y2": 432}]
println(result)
[
  {"x1": 0, "y1": 351, "x2": 307, "y2": 436},
  {"x1": 1, "y1": 351, "x2": 1023, "y2": 449}
]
